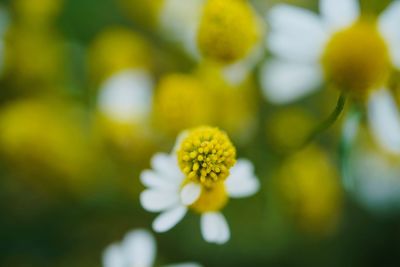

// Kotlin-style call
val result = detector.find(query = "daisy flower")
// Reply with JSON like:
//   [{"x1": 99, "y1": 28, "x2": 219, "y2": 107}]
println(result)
[
  {"x1": 103, "y1": 229, "x2": 201, "y2": 267},
  {"x1": 158, "y1": 0, "x2": 264, "y2": 86},
  {"x1": 260, "y1": 0, "x2": 400, "y2": 154},
  {"x1": 140, "y1": 126, "x2": 260, "y2": 244}
]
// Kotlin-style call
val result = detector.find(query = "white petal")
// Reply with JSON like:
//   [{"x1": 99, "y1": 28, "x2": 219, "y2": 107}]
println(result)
[
  {"x1": 378, "y1": 0, "x2": 400, "y2": 69},
  {"x1": 98, "y1": 69, "x2": 153, "y2": 123},
  {"x1": 260, "y1": 59, "x2": 323, "y2": 104},
  {"x1": 200, "y1": 212, "x2": 230, "y2": 244},
  {"x1": 180, "y1": 182, "x2": 202, "y2": 205},
  {"x1": 102, "y1": 244, "x2": 124, "y2": 267},
  {"x1": 352, "y1": 148, "x2": 400, "y2": 211},
  {"x1": 140, "y1": 189, "x2": 180, "y2": 212},
  {"x1": 368, "y1": 88, "x2": 400, "y2": 154},
  {"x1": 267, "y1": 4, "x2": 328, "y2": 63},
  {"x1": 159, "y1": 0, "x2": 204, "y2": 59},
  {"x1": 320, "y1": 0, "x2": 359, "y2": 31},
  {"x1": 153, "y1": 206, "x2": 187, "y2": 233},
  {"x1": 342, "y1": 110, "x2": 361, "y2": 144},
  {"x1": 151, "y1": 153, "x2": 176, "y2": 175},
  {"x1": 226, "y1": 159, "x2": 260, "y2": 198},
  {"x1": 151, "y1": 153, "x2": 184, "y2": 183},
  {"x1": 163, "y1": 263, "x2": 203, "y2": 267},
  {"x1": 140, "y1": 170, "x2": 177, "y2": 191},
  {"x1": 122, "y1": 229, "x2": 156, "y2": 267}
]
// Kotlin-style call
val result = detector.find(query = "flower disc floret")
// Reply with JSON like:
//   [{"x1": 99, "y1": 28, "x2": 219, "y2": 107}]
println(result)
[
  {"x1": 178, "y1": 126, "x2": 236, "y2": 187},
  {"x1": 197, "y1": 0, "x2": 260, "y2": 63}
]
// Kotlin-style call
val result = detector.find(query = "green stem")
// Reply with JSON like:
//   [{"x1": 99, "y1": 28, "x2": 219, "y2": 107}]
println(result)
[
  {"x1": 339, "y1": 105, "x2": 362, "y2": 191},
  {"x1": 301, "y1": 93, "x2": 347, "y2": 147}
]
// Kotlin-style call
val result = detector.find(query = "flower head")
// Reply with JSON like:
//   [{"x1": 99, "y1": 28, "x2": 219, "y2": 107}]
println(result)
[
  {"x1": 140, "y1": 126, "x2": 259, "y2": 244},
  {"x1": 177, "y1": 127, "x2": 236, "y2": 187},
  {"x1": 322, "y1": 20, "x2": 390, "y2": 98},
  {"x1": 197, "y1": 0, "x2": 260, "y2": 63},
  {"x1": 261, "y1": 0, "x2": 400, "y2": 155},
  {"x1": 152, "y1": 74, "x2": 213, "y2": 137},
  {"x1": 261, "y1": 0, "x2": 400, "y2": 103}
]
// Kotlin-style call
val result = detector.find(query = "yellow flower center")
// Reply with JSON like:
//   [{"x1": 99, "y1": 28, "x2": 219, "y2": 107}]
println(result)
[
  {"x1": 153, "y1": 74, "x2": 213, "y2": 137},
  {"x1": 190, "y1": 181, "x2": 228, "y2": 213},
  {"x1": 322, "y1": 20, "x2": 391, "y2": 98},
  {"x1": 177, "y1": 126, "x2": 236, "y2": 187},
  {"x1": 197, "y1": 0, "x2": 260, "y2": 63}
]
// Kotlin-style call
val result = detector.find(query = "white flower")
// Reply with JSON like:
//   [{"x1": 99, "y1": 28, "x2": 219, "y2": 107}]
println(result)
[
  {"x1": 140, "y1": 130, "x2": 260, "y2": 244},
  {"x1": 261, "y1": 0, "x2": 400, "y2": 154},
  {"x1": 158, "y1": 0, "x2": 264, "y2": 85},
  {"x1": 103, "y1": 229, "x2": 202, "y2": 267},
  {"x1": 97, "y1": 69, "x2": 153, "y2": 124}
]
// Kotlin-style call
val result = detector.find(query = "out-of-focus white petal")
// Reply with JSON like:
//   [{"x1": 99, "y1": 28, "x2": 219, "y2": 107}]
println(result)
[
  {"x1": 151, "y1": 153, "x2": 175, "y2": 175},
  {"x1": 223, "y1": 43, "x2": 264, "y2": 86},
  {"x1": 102, "y1": 244, "x2": 124, "y2": 267},
  {"x1": 140, "y1": 190, "x2": 180, "y2": 212},
  {"x1": 260, "y1": 59, "x2": 323, "y2": 104},
  {"x1": 320, "y1": 0, "x2": 360, "y2": 31},
  {"x1": 378, "y1": 0, "x2": 400, "y2": 69},
  {"x1": 180, "y1": 182, "x2": 202, "y2": 205},
  {"x1": 267, "y1": 4, "x2": 328, "y2": 63},
  {"x1": 151, "y1": 153, "x2": 185, "y2": 183},
  {"x1": 153, "y1": 206, "x2": 187, "y2": 233},
  {"x1": 159, "y1": 0, "x2": 204, "y2": 59},
  {"x1": 164, "y1": 263, "x2": 203, "y2": 267},
  {"x1": 122, "y1": 230, "x2": 156, "y2": 267},
  {"x1": 98, "y1": 69, "x2": 153, "y2": 123},
  {"x1": 368, "y1": 88, "x2": 400, "y2": 154},
  {"x1": 140, "y1": 170, "x2": 178, "y2": 191},
  {"x1": 352, "y1": 146, "x2": 400, "y2": 212},
  {"x1": 226, "y1": 159, "x2": 260, "y2": 198},
  {"x1": 200, "y1": 212, "x2": 230, "y2": 244},
  {"x1": 342, "y1": 110, "x2": 361, "y2": 145}
]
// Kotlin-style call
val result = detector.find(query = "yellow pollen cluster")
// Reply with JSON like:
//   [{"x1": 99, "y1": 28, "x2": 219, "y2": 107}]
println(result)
[
  {"x1": 197, "y1": 0, "x2": 260, "y2": 63},
  {"x1": 178, "y1": 127, "x2": 236, "y2": 187},
  {"x1": 322, "y1": 20, "x2": 391, "y2": 99}
]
